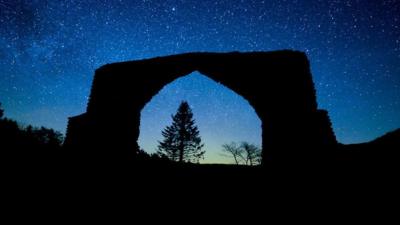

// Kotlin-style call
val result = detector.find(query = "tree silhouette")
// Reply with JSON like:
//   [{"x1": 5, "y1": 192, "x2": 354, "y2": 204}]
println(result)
[
  {"x1": 241, "y1": 142, "x2": 261, "y2": 166},
  {"x1": 33, "y1": 126, "x2": 64, "y2": 149},
  {"x1": 221, "y1": 141, "x2": 261, "y2": 165},
  {"x1": 0, "y1": 102, "x2": 64, "y2": 156},
  {"x1": 157, "y1": 101, "x2": 205, "y2": 163},
  {"x1": 221, "y1": 142, "x2": 244, "y2": 165},
  {"x1": 0, "y1": 103, "x2": 4, "y2": 119}
]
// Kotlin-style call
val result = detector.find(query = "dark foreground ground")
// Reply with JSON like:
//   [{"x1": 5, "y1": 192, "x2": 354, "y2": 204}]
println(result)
[
  {"x1": 2, "y1": 129, "x2": 398, "y2": 212},
  {"x1": 3, "y1": 150, "x2": 399, "y2": 221},
  {"x1": 1, "y1": 133, "x2": 398, "y2": 220},
  {"x1": 5, "y1": 154, "x2": 398, "y2": 191}
]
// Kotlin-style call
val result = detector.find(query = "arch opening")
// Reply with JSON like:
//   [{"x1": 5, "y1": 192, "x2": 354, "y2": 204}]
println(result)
[
  {"x1": 64, "y1": 51, "x2": 338, "y2": 164},
  {"x1": 138, "y1": 72, "x2": 262, "y2": 164}
]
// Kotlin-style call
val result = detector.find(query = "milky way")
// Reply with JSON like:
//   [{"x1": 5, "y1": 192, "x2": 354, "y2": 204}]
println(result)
[{"x1": 0, "y1": 0, "x2": 399, "y2": 163}]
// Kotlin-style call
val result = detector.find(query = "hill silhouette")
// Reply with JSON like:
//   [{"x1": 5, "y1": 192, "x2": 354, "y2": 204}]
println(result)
[
  {"x1": 369, "y1": 128, "x2": 400, "y2": 145},
  {"x1": 336, "y1": 128, "x2": 400, "y2": 163}
]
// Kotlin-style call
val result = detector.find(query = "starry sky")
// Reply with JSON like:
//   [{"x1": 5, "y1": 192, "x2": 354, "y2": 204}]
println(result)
[{"x1": 0, "y1": 0, "x2": 399, "y2": 163}]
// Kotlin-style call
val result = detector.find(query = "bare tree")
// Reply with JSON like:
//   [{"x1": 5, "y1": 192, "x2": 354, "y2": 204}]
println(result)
[
  {"x1": 222, "y1": 141, "x2": 262, "y2": 165},
  {"x1": 221, "y1": 142, "x2": 244, "y2": 165},
  {"x1": 241, "y1": 142, "x2": 261, "y2": 166}
]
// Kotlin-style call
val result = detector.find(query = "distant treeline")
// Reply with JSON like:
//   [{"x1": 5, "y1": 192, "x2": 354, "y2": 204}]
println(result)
[{"x1": 0, "y1": 103, "x2": 64, "y2": 162}]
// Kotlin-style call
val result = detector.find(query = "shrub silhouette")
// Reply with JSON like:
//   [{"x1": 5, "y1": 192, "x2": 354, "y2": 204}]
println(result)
[{"x1": 0, "y1": 103, "x2": 3, "y2": 119}]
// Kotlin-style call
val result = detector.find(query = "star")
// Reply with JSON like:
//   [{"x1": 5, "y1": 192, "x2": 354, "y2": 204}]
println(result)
[{"x1": 0, "y1": 0, "x2": 399, "y2": 163}]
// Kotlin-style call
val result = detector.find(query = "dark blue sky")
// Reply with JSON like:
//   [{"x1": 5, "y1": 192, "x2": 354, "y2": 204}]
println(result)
[{"x1": 0, "y1": 0, "x2": 399, "y2": 163}]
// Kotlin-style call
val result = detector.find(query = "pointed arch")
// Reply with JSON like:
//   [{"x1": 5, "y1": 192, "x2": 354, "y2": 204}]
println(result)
[{"x1": 64, "y1": 51, "x2": 337, "y2": 164}]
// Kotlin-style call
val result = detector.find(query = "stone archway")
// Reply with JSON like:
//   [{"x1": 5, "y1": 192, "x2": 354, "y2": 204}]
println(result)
[{"x1": 64, "y1": 51, "x2": 337, "y2": 164}]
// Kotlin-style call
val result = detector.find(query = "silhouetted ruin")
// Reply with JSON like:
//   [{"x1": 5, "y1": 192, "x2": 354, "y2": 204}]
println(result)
[
  {"x1": 1, "y1": 52, "x2": 398, "y2": 200},
  {"x1": 64, "y1": 50, "x2": 337, "y2": 163}
]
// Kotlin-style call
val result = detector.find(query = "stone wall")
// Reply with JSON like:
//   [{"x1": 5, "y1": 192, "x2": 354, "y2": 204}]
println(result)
[{"x1": 64, "y1": 51, "x2": 337, "y2": 163}]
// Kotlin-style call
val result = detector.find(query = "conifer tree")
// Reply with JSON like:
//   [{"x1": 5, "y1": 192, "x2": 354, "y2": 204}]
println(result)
[{"x1": 157, "y1": 101, "x2": 205, "y2": 163}]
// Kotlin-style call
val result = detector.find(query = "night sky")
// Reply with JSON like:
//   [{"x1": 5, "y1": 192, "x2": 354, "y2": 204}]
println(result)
[{"x1": 1, "y1": 0, "x2": 399, "y2": 163}]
